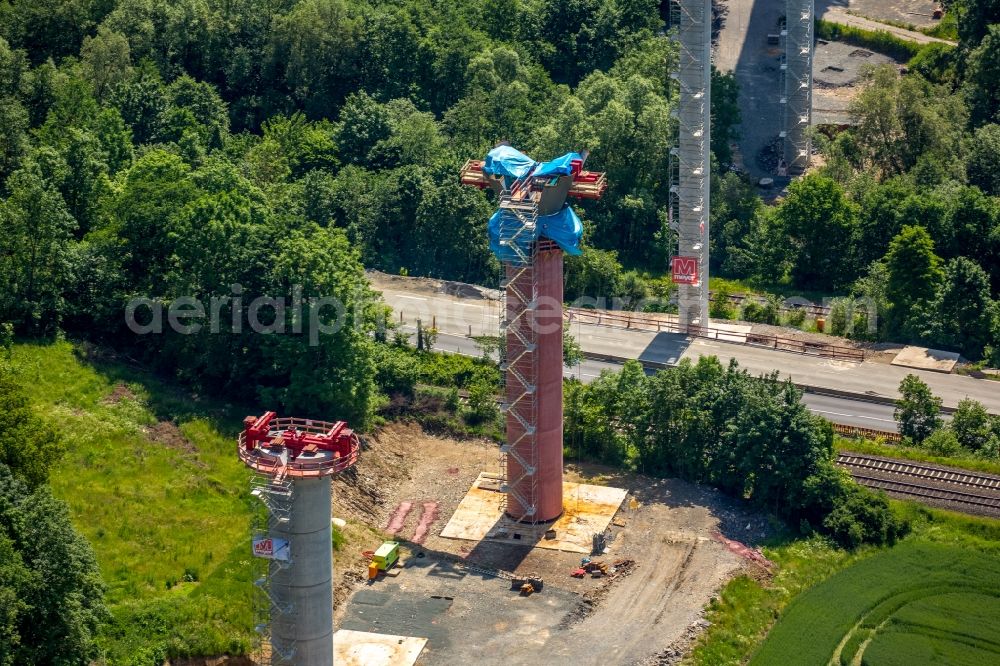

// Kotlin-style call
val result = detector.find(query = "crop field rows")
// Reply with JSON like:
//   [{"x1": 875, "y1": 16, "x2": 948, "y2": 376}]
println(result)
[
  {"x1": 750, "y1": 542, "x2": 1000, "y2": 666},
  {"x1": 837, "y1": 453, "x2": 1000, "y2": 517}
]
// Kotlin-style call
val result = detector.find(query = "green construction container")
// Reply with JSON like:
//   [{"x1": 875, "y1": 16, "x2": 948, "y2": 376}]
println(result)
[{"x1": 373, "y1": 541, "x2": 399, "y2": 570}]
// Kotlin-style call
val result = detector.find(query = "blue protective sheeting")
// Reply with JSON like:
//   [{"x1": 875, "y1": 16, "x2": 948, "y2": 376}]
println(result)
[
  {"x1": 483, "y1": 145, "x2": 536, "y2": 180},
  {"x1": 534, "y1": 152, "x2": 582, "y2": 178},
  {"x1": 488, "y1": 206, "x2": 583, "y2": 263},
  {"x1": 483, "y1": 146, "x2": 586, "y2": 260}
]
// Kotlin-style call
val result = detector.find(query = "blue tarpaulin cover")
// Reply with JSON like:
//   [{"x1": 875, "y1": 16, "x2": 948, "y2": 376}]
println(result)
[
  {"x1": 488, "y1": 206, "x2": 583, "y2": 261},
  {"x1": 483, "y1": 146, "x2": 585, "y2": 260}
]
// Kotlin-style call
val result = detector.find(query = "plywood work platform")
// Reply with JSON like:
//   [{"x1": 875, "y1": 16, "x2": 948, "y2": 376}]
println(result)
[
  {"x1": 891, "y1": 345, "x2": 960, "y2": 373},
  {"x1": 439, "y1": 472, "x2": 628, "y2": 553},
  {"x1": 333, "y1": 629, "x2": 427, "y2": 666}
]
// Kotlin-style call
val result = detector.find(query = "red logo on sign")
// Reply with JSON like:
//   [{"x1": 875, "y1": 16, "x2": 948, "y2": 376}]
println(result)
[
  {"x1": 253, "y1": 539, "x2": 273, "y2": 557},
  {"x1": 671, "y1": 257, "x2": 699, "y2": 285}
]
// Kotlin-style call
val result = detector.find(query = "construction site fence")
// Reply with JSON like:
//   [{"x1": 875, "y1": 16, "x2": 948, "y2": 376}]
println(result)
[
  {"x1": 565, "y1": 307, "x2": 866, "y2": 362},
  {"x1": 832, "y1": 423, "x2": 902, "y2": 443}
]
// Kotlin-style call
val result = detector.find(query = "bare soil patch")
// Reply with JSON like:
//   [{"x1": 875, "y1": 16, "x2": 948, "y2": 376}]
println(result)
[
  {"x1": 334, "y1": 423, "x2": 773, "y2": 664},
  {"x1": 146, "y1": 421, "x2": 199, "y2": 457},
  {"x1": 102, "y1": 382, "x2": 137, "y2": 404}
]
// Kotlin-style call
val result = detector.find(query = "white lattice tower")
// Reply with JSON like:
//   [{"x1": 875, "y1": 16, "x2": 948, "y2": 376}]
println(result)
[
  {"x1": 784, "y1": 0, "x2": 813, "y2": 173},
  {"x1": 669, "y1": 0, "x2": 712, "y2": 329}
]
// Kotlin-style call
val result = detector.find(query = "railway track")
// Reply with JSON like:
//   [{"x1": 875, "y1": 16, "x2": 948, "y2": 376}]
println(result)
[
  {"x1": 836, "y1": 453, "x2": 1000, "y2": 514},
  {"x1": 836, "y1": 454, "x2": 1000, "y2": 491},
  {"x1": 848, "y1": 474, "x2": 1000, "y2": 512}
]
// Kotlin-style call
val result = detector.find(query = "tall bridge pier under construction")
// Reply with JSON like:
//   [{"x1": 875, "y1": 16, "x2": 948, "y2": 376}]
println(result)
[{"x1": 461, "y1": 146, "x2": 607, "y2": 523}]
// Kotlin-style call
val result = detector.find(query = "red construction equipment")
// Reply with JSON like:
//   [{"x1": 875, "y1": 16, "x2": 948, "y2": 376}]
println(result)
[
  {"x1": 460, "y1": 159, "x2": 607, "y2": 200},
  {"x1": 239, "y1": 412, "x2": 360, "y2": 478}
]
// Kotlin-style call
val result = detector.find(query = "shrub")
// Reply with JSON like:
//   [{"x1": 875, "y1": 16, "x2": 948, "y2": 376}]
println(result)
[
  {"x1": 950, "y1": 399, "x2": 993, "y2": 452},
  {"x1": 710, "y1": 288, "x2": 735, "y2": 319},
  {"x1": 742, "y1": 296, "x2": 781, "y2": 324},
  {"x1": 445, "y1": 388, "x2": 460, "y2": 413},
  {"x1": 821, "y1": 483, "x2": 907, "y2": 549},
  {"x1": 372, "y1": 344, "x2": 418, "y2": 397},
  {"x1": 924, "y1": 428, "x2": 961, "y2": 456},
  {"x1": 465, "y1": 375, "x2": 499, "y2": 425},
  {"x1": 829, "y1": 299, "x2": 849, "y2": 336},
  {"x1": 799, "y1": 462, "x2": 909, "y2": 549},
  {"x1": 785, "y1": 308, "x2": 807, "y2": 327},
  {"x1": 815, "y1": 19, "x2": 930, "y2": 61}
]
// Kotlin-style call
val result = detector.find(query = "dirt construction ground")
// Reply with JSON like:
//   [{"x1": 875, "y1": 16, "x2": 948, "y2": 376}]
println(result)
[{"x1": 332, "y1": 423, "x2": 773, "y2": 665}]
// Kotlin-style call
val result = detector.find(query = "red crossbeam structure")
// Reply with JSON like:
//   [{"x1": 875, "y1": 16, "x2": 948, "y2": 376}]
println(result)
[
  {"x1": 459, "y1": 159, "x2": 607, "y2": 200},
  {"x1": 242, "y1": 411, "x2": 357, "y2": 460}
]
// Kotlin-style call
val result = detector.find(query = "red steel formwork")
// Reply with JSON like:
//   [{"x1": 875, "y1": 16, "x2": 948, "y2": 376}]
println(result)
[
  {"x1": 504, "y1": 244, "x2": 564, "y2": 522},
  {"x1": 238, "y1": 412, "x2": 360, "y2": 478}
]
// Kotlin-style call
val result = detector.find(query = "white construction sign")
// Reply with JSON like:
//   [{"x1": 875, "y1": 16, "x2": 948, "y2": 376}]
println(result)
[{"x1": 252, "y1": 536, "x2": 291, "y2": 561}]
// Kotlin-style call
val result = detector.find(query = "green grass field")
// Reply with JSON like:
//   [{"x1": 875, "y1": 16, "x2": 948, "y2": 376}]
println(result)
[
  {"x1": 9, "y1": 341, "x2": 255, "y2": 664},
  {"x1": 749, "y1": 541, "x2": 1000, "y2": 665},
  {"x1": 689, "y1": 507, "x2": 1000, "y2": 665}
]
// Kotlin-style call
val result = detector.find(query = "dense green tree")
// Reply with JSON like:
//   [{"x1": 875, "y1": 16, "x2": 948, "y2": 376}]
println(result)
[
  {"x1": 712, "y1": 171, "x2": 761, "y2": 274},
  {"x1": 266, "y1": 0, "x2": 361, "y2": 117},
  {"x1": 166, "y1": 74, "x2": 230, "y2": 150},
  {"x1": 259, "y1": 223, "x2": 379, "y2": 427},
  {"x1": 102, "y1": 0, "x2": 213, "y2": 81},
  {"x1": 906, "y1": 42, "x2": 956, "y2": 85},
  {"x1": 939, "y1": 186, "x2": 1000, "y2": 276},
  {"x1": 534, "y1": 0, "x2": 660, "y2": 85},
  {"x1": 852, "y1": 176, "x2": 914, "y2": 270},
  {"x1": 335, "y1": 91, "x2": 391, "y2": 167},
  {"x1": 895, "y1": 374, "x2": 942, "y2": 445},
  {"x1": 950, "y1": 398, "x2": 995, "y2": 453},
  {"x1": 720, "y1": 205, "x2": 791, "y2": 282},
  {"x1": 0, "y1": 365, "x2": 64, "y2": 486},
  {"x1": 883, "y1": 225, "x2": 944, "y2": 336},
  {"x1": 953, "y1": 0, "x2": 1000, "y2": 44},
  {"x1": 564, "y1": 247, "x2": 624, "y2": 302},
  {"x1": 565, "y1": 356, "x2": 903, "y2": 546},
  {"x1": 967, "y1": 124, "x2": 1000, "y2": 196},
  {"x1": 0, "y1": 164, "x2": 76, "y2": 335},
  {"x1": 921, "y1": 257, "x2": 997, "y2": 358},
  {"x1": 0, "y1": 0, "x2": 94, "y2": 63},
  {"x1": 102, "y1": 149, "x2": 199, "y2": 293},
  {"x1": 964, "y1": 23, "x2": 1000, "y2": 126},
  {"x1": 710, "y1": 69, "x2": 740, "y2": 165},
  {"x1": 79, "y1": 25, "x2": 132, "y2": 102},
  {"x1": 412, "y1": 180, "x2": 495, "y2": 283},
  {"x1": 849, "y1": 65, "x2": 967, "y2": 179},
  {"x1": 0, "y1": 38, "x2": 30, "y2": 184},
  {"x1": 570, "y1": 67, "x2": 673, "y2": 263},
  {"x1": 0, "y1": 464, "x2": 106, "y2": 664},
  {"x1": 778, "y1": 174, "x2": 859, "y2": 290},
  {"x1": 444, "y1": 46, "x2": 553, "y2": 155},
  {"x1": 108, "y1": 63, "x2": 168, "y2": 144}
]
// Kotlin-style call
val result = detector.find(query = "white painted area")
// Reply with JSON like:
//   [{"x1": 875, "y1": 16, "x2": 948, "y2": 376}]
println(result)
[
  {"x1": 891, "y1": 346, "x2": 960, "y2": 373},
  {"x1": 333, "y1": 630, "x2": 427, "y2": 666}
]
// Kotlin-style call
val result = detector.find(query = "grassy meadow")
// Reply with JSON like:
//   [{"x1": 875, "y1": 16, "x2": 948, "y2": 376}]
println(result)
[
  {"x1": 8, "y1": 341, "x2": 256, "y2": 664},
  {"x1": 689, "y1": 505, "x2": 1000, "y2": 665}
]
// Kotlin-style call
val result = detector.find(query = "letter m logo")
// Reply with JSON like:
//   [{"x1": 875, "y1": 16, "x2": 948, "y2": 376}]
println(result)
[{"x1": 671, "y1": 257, "x2": 699, "y2": 285}]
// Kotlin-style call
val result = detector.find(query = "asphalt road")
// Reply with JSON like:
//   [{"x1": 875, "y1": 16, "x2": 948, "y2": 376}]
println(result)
[
  {"x1": 385, "y1": 286, "x2": 1000, "y2": 424},
  {"x1": 412, "y1": 330, "x2": 904, "y2": 430},
  {"x1": 386, "y1": 289, "x2": 1000, "y2": 409},
  {"x1": 715, "y1": 0, "x2": 786, "y2": 178}
]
